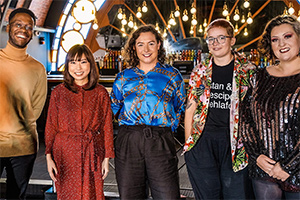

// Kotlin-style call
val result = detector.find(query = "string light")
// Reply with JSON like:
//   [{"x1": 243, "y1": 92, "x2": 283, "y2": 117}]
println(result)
[
  {"x1": 174, "y1": 5, "x2": 180, "y2": 17},
  {"x1": 134, "y1": 22, "x2": 138, "y2": 30},
  {"x1": 163, "y1": 29, "x2": 167, "y2": 38},
  {"x1": 182, "y1": 9, "x2": 188, "y2": 22},
  {"x1": 244, "y1": 27, "x2": 248, "y2": 36},
  {"x1": 117, "y1": 8, "x2": 123, "y2": 20},
  {"x1": 298, "y1": 10, "x2": 300, "y2": 22},
  {"x1": 247, "y1": 11, "x2": 253, "y2": 24},
  {"x1": 142, "y1": 1, "x2": 148, "y2": 13},
  {"x1": 241, "y1": 15, "x2": 245, "y2": 23},
  {"x1": 288, "y1": 2, "x2": 294, "y2": 15},
  {"x1": 190, "y1": 3, "x2": 196, "y2": 14},
  {"x1": 136, "y1": 7, "x2": 142, "y2": 18},
  {"x1": 203, "y1": 18, "x2": 207, "y2": 27},
  {"x1": 243, "y1": 0, "x2": 250, "y2": 9},
  {"x1": 190, "y1": 26, "x2": 194, "y2": 34},
  {"x1": 92, "y1": 19, "x2": 98, "y2": 30},
  {"x1": 191, "y1": 14, "x2": 197, "y2": 26},
  {"x1": 226, "y1": 15, "x2": 230, "y2": 21},
  {"x1": 128, "y1": 14, "x2": 134, "y2": 28},
  {"x1": 155, "y1": 22, "x2": 160, "y2": 33},
  {"x1": 169, "y1": 12, "x2": 176, "y2": 26},
  {"x1": 233, "y1": 7, "x2": 240, "y2": 21},
  {"x1": 234, "y1": 24, "x2": 239, "y2": 33},
  {"x1": 222, "y1": 2, "x2": 229, "y2": 17},
  {"x1": 73, "y1": 22, "x2": 81, "y2": 30},
  {"x1": 121, "y1": 25, "x2": 126, "y2": 37},
  {"x1": 198, "y1": 24, "x2": 203, "y2": 33},
  {"x1": 121, "y1": 13, "x2": 127, "y2": 25},
  {"x1": 283, "y1": 7, "x2": 289, "y2": 16}
]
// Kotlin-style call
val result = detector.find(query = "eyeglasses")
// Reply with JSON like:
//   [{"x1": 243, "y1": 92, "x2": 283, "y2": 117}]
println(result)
[
  {"x1": 206, "y1": 35, "x2": 232, "y2": 45},
  {"x1": 10, "y1": 22, "x2": 33, "y2": 31}
]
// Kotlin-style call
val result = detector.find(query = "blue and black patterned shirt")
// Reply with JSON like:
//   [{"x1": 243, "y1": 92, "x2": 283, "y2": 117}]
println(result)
[{"x1": 111, "y1": 62, "x2": 186, "y2": 132}]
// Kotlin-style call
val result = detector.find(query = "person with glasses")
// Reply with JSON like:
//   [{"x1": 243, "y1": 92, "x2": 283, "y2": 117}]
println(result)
[
  {"x1": 240, "y1": 15, "x2": 300, "y2": 200},
  {"x1": 0, "y1": 8, "x2": 47, "y2": 199},
  {"x1": 183, "y1": 18, "x2": 255, "y2": 199}
]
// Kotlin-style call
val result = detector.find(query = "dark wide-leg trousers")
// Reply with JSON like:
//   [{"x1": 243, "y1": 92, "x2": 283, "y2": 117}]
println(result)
[
  {"x1": 0, "y1": 153, "x2": 36, "y2": 200},
  {"x1": 115, "y1": 125, "x2": 180, "y2": 200},
  {"x1": 185, "y1": 126, "x2": 251, "y2": 200}
]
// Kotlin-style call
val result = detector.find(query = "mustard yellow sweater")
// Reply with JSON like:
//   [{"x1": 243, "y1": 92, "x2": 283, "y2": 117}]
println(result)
[{"x1": 0, "y1": 42, "x2": 47, "y2": 157}]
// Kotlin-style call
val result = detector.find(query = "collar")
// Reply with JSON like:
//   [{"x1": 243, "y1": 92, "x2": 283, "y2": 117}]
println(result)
[{"x1": 1, "y1": 42, "x2": 28, "y2": 61}]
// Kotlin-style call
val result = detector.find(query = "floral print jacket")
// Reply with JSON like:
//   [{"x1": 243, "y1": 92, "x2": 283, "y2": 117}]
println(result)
[{"x1": 183, "y1": 52, "x2": 256, "y2": 172}]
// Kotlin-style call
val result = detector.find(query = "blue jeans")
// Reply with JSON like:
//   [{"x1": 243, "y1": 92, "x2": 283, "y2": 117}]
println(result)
[{"x1": 185, "y1": 126, "x2": 253, "y2": 200}]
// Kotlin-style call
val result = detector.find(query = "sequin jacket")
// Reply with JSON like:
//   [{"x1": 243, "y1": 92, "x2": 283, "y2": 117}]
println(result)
[
  {"x1": 183, "y1": 52, "x2": 255, "y2": 172},
  {"x1": 239, "y1": 68, "x2": 300, "y2": 187}
]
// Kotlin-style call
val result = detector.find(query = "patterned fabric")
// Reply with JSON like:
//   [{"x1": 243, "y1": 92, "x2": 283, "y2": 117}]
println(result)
[
  {"x1": 111, "y1": 62, "x2": 186, "y2": 132},
  {"x1": 183, "y1": 52, "x2": 255, "y2": 172},
  {"x1": 239, "y1": 68, "x2": 300, "y2": 190},
  {"x1": 45, "y1": 83, "x2": 115, "y2": 200}
]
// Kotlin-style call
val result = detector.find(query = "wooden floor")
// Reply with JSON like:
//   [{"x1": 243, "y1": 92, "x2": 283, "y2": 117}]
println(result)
[{"x1": 0, "y1": 139, "x2": 195, "y2": 200}]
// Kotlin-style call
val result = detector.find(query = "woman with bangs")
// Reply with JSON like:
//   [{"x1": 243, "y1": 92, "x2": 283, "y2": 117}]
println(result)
[{"x1": 45, "y1": 44, "x2": 114, "y2": 200}]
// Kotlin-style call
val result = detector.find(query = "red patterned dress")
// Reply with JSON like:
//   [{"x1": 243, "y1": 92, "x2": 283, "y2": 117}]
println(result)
[{"x1": 45, "y1": 83, "x2": 115, "y2": 200}]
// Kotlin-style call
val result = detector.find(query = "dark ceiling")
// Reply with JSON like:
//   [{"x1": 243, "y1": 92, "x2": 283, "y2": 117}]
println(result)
[{"x1": 44, "y1": 0, "x2": 295, "y2": 52}]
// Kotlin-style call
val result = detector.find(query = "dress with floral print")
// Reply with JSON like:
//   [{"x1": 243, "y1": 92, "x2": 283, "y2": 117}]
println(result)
[{"x1": 183, "y1": 52, "x2": 255, "y2": 172}]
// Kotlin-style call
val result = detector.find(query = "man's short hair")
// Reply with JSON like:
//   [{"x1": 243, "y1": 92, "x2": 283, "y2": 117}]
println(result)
[{"x1": 9, "y1": 8, "x2": 37, "y2": 25}]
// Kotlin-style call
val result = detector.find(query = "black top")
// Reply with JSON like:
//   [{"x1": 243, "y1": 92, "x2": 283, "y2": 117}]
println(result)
[
  {"x1": 206, "y1": 59, "x2": 234, "y2": 128},
  {"x1": 240, "y1": 68, "x2": 300, "y2": 190}
]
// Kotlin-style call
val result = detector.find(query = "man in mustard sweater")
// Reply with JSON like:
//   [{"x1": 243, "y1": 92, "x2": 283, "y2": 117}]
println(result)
[{"x1": 0, "y1": 8, "x2": 47, "y2": 199}]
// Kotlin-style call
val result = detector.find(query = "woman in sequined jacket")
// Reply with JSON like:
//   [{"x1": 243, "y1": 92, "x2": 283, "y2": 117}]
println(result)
[{"x1": 240, "y1": 15, "x2": 300, "y2": 199}]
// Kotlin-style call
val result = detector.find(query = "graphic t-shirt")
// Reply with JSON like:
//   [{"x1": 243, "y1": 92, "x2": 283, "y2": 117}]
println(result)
[{"x1": 205, "y1": 59, "x2": 234, "y2": 128}]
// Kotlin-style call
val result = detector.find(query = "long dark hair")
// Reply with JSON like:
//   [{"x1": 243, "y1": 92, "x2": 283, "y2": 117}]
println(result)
[
  {"x1": 258, "y1": 15, "x2": 300, "y2": 60},
  {"x1": 63, "y1": 44, "x2": 99, "y2": 93},
  {"x1": 123, "y1": 24, "x2": 166, "y2": 68}
]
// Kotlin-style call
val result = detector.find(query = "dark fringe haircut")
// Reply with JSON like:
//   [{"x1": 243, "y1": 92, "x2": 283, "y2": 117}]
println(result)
[{"x1": 63, "y1": 44, "x2": 99, "y2": 93}]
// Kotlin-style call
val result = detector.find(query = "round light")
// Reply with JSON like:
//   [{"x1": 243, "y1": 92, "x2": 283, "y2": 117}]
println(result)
[
  {"x1": 288, "y1": 7, "x2": 295, "y2": 15},
  {"x1": 222, "y1": 10, "x2": 228, "y2": 16},
  {"x1": 244, "y1": 30, "x2": 248, "y2": 36},
  {"x1": 192, "y1": 19, "x2": 197, "y2": 26},
  {"x1": 233, "y1": 14, "x2": 240, "y2": 21},
  {"x1": 92, "y1": 23, "x2": 98, "y2": 30},
  {"x1": 134, "y1": 22, "x2": 138, "y2": 30},
  {"x1": 61, "y1": 30, "x2": 84, "y2": 52},
  {"x1": 243, "y1": 1, "x2": 250, "y2": 8},
  {"x1": 241, "y1": 15, "x2": 246, "y2": 23},
  {"x1": 174, "y1": 10, "x2": 180, "y2": 17},
  {"x1": 117, "y1": 13, "x2": 123, "y2": 20},
  {"x1": 190, "y1": 29, "x2": 194, "y2": 34},
  {"x1": 169, "y1": 18, "x2": 176, "y2": 26},
  {"x1": 198, "y1": 25, "x2": 203, "y2": 33},
  {"x1": 128, "y1": 21, "x2": 134, "y2": 28},
  {"x1": 247, "y1": 17, "x2": 253, "y2": 24},
  {"x1": 190, "y1": 7, "x2": 196, "y2": 14},
  {"x1": 298, "y1": 16, "x2": 300, "y2": 22},
  {"x1": 142, "y1": 6, "x2": 148, "y2": 13},
  {"x1": 122, "y1": 33, "x2": 126, "y2": 37},
  {"x1": 72, "y1": 0, "x2": 96, "y2": 24},
  {"x1": 182, "y1": 15, "x2": 188, "y2": 22},
  {"x1": 136, "y1": 12, "x2": 142, "y2": 18},
  {"x1": 121, "y1": 18, "x2": 127, "y2": 25},
  {"x1": 73, "y1": 22, "x2": 81, "y2": 30}
]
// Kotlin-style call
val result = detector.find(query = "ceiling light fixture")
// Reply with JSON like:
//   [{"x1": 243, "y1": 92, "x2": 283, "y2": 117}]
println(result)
[
  {"x1": 243, "y1": 0, "x2": 250, "y2": 9},
  {"x1": 174, "y1": 5, "x2": 180, "y2": 17},
  {"x1": 222, "y1": 2, "x2": 229, "y2": 16},
  {"x1": 142, "y1": 1, "x2": 148, "y2": 13},
  {"x1": 136, "y1": 7, "x2": 142, "y2": 18},
  {"x1": 190, "y1": 3, "x2": 196, "y2": 14},
  {"x1": 182, "y1": 9, "x2": 188, "y2": 22}
]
